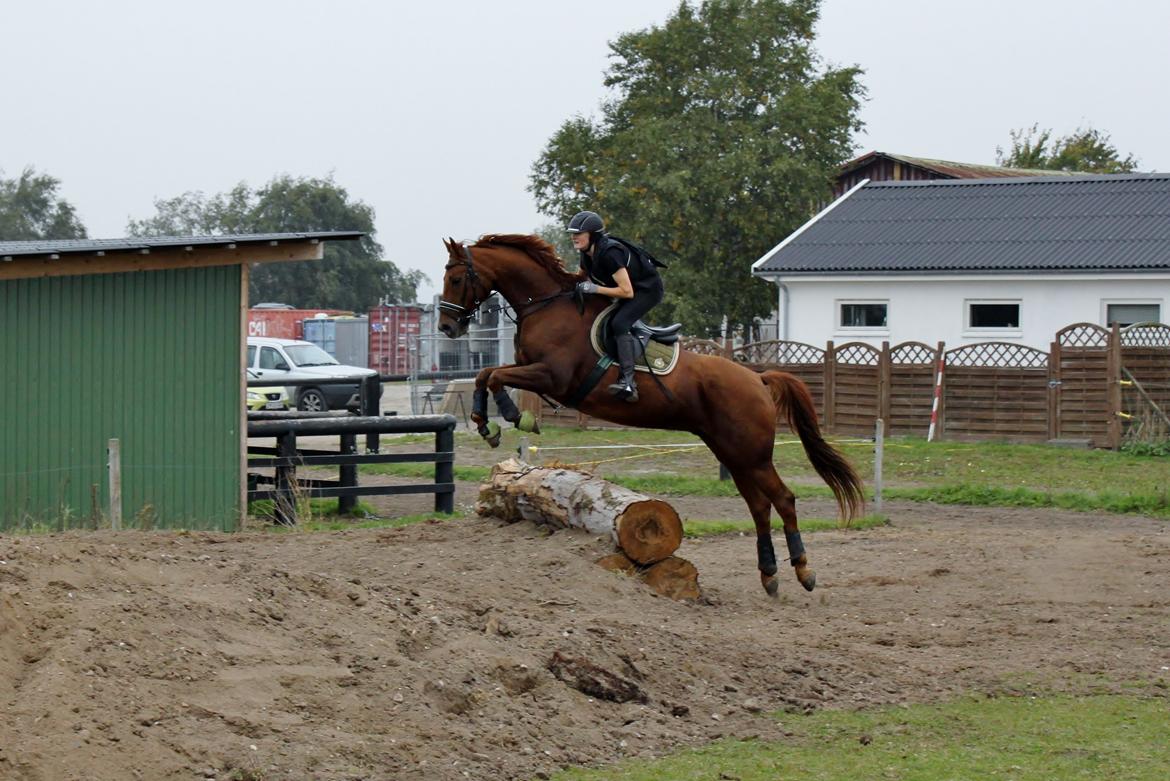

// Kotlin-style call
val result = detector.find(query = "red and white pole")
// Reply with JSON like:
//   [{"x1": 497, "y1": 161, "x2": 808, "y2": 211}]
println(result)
[{"x1": 927, "y1": 354, "x2": 944, "y2": 442}]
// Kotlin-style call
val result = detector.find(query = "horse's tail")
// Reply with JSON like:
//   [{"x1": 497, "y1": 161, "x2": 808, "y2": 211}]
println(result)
[{"x1": 760, "y1": 371, "x2": 865, "y2": 522}]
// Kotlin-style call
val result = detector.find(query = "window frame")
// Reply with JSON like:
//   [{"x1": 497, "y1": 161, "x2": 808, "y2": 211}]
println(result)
[
  {"x1": 1101, "y1": 299, "x2": 1163, "y2": 328},
  {"x1": 835, "y1": 299, "x2": 890, "y2": 334},
  {"x1": 963, "y1": 298, "x2": 1022, "y2": 337}
]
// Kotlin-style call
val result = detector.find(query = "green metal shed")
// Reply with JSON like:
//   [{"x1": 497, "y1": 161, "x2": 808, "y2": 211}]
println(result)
[{"x1": 0, "y1": 232, "x2": 362, "y2": 531}]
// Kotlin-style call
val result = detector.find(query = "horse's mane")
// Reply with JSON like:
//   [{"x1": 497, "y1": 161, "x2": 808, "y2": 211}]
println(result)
[{"x1": 473, "y1": 234, "x2": 584, "y2": 287}]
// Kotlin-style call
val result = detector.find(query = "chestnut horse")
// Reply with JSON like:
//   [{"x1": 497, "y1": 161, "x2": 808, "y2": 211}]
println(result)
[{"x1": 437, "y1": 234, "x2": 863, "y2": 595}]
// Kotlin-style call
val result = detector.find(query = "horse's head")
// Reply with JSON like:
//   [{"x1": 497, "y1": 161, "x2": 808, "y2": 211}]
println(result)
[{"x1": 438, "y1": 238, "x2": 493, "y2": 338}]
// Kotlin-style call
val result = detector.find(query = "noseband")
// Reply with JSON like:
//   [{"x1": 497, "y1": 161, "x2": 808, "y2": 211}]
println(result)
[{"x1": 439, "y1": 244, "x2": 490, "y2": 327}]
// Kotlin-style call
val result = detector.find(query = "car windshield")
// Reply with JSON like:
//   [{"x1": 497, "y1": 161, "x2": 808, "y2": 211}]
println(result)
[{"x1": 285, "y1": 344, "x2": 339, "y2": 367}]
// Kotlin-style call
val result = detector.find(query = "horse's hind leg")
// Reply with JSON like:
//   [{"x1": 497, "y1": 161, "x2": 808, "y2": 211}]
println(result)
[
  {"x1": 751, "y1": 463, "x2": 815, "y2": 592},
  {"x1": 725, "y1": 469, "x2": 783, "y2": 597}
]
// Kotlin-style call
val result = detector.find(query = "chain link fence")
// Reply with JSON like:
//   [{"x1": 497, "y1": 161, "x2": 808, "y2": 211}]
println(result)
[{"x1": 407, "y1": 296, "x2": 517, "y2": 421}]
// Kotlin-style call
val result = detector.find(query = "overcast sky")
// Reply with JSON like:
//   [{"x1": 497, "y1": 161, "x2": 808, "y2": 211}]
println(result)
[{"x1": 3, "y1": 0, "x2": 1166, "y2": 301}]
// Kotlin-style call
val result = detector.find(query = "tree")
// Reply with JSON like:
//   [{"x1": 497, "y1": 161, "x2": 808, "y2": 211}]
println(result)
[
  {"x1": 529, "y1": 0, "x2": 864, "y2": 336},
  {"x1": 535, "y1": 222, "x2": 579, "y2": 270},
  {"x1": 0, "y1": 167, "x2": 87, "y2": 240},
  {"x1": 128, "y1": 175, "x2": 424, "y2": 310},
  {"x1": 996, "y1": 125, "x2": 1139, "y2": 173}
]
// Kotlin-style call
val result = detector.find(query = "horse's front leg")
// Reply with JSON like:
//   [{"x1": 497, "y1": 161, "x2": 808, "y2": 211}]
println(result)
[
  {"x1": 483, "y1": 361, "x2": 571, "y2": 439},
  {"x1": 471, "y1": 364, "x2": 514, "y2": 448}
]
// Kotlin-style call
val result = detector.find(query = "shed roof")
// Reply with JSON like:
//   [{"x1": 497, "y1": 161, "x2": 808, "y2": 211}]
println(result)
[
  {"x1": 840, "y1": 151, "x2": 1083, "y2": 180},
  {"x1": 0, "y1": 231, "x2": 364, "y2": 260},
  {"x1": 753, "y1": 173, "x2": 1170, "y2": 276}
]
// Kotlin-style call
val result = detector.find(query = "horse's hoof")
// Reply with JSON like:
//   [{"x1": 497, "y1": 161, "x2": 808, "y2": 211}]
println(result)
[
  {"x1": 761, "y1": 573, "x2": 780, "y2": 598},
  {"x1": 484, "y1": 421, "x2": 502, "y2": 449},
  {"x1": 798, "y1": 569, "x2": 816, "y2": 592},
  {"x1": 517, "y1": 410, "x2": 539, "y2": 433}
]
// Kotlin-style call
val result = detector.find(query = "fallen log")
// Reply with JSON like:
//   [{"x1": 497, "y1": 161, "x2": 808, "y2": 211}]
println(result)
[{"x1": 478, "y1": 458, "x2": 683, "y2": 566}]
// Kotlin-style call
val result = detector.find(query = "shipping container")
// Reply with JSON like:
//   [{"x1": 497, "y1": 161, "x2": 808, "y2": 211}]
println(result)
[
  {"x1": 302, "y1": 315, "x2": 369, "y2": 367},
  {"x1": 247, "y1": 306, "x2": 350, "y2": 340},
  {"x1": 368, "y1": 304, "x2": 424, "y2": 375}
]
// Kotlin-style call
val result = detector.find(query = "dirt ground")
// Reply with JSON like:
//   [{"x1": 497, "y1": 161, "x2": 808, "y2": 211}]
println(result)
[{"x1": 1, "y1": 491, "x2": 1168, "y2": 780}]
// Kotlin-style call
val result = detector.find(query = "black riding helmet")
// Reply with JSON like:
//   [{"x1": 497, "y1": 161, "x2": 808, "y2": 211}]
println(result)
[{"x1": 566, "y1": 211, "x2": 604, "y2": 235}]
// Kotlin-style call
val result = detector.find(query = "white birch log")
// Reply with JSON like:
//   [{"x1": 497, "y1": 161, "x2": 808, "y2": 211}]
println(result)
[{"x1": 478, "y1": 458, "x2": 683, "y2": 566}]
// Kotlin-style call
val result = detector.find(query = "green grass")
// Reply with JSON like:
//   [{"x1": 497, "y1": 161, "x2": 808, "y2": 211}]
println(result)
[
  {"x1": 501, "y1": 426, "x2": 1170, "y2": 497},
  {"x1": 363, "y1": 426, "x2": 1170, "y2": 518},
  {"x1": 263, "y1": 510, "x2": 467, "y2": 533},
  {"x1": 360, "y1": 462, "x2": 491, "y2": 482},
  {"x1": 683, "y1": 514, "x2": 888, "y2": 538},
  {"x1": 553, "y1": 694, "x2": 1170, "y2": 781}
]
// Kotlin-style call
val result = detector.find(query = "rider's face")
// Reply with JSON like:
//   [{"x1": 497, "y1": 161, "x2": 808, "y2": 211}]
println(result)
[{"x1": 571, "y1": 231, "x2": 591, "y2": 251}]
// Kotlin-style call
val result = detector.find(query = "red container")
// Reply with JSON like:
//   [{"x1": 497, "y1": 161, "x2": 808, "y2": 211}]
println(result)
[
  {"x1": 247, "y1": 307, "x2": 350, "y2": 340},
  {"x1": 368, "y1": 304, "x2": 424, "y2": 375}
]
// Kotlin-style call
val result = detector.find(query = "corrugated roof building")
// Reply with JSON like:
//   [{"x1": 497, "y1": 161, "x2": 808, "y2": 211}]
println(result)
[
  {"x1": 1, "y1": 232, "x2": 362, "y2": 531},
  {"x1": 752, "y1": 174, "x2": 1170, "y2": 349}
]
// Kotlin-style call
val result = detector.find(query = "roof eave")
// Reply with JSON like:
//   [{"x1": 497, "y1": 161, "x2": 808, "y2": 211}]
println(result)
[{"x1": 751, "y1": 178, "x2": 870, "y2": 275}]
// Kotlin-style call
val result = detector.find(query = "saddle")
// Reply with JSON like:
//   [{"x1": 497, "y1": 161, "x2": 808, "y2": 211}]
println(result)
[{"x1": 589, "y1": 303, "x2": 683, "y2": 374}]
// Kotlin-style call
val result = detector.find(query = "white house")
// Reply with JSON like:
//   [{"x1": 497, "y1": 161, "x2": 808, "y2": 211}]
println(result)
[{"x1": 751, "y1": 173, "x2": 1170, "y2": 350}]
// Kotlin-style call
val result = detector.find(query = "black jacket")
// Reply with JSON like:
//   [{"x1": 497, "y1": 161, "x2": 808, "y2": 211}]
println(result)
[{"x1": 580, "y1": 234, "x2": 663, "y2": 292}]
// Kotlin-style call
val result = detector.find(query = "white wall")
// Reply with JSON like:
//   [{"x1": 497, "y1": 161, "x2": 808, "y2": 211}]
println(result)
[{"x1": 769, "y1": 275, "x2": 1170, "y2": 349}]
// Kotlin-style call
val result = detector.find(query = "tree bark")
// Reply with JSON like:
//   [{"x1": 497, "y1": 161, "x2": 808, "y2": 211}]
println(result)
[{"x1": 477, "y1": 458, "x2": 683, "y2": 566}]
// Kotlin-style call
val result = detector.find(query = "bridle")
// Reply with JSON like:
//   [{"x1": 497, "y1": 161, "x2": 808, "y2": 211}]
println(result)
[
  {"x1": 439, "y1": 244, "x2": 491, "y2": 328},
  {"x1": 440, "y1": 242, "x2": 576, "y2": 328}
]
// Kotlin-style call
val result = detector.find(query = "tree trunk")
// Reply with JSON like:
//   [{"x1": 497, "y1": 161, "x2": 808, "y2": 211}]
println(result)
[{"x1": 478, "y1": 458, "x2": 683, "y2": 566}]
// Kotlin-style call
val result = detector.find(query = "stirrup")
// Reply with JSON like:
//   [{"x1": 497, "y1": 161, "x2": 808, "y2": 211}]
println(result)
[{"x1": 608, "y1": 380, "x2": 638, "y2": 402}]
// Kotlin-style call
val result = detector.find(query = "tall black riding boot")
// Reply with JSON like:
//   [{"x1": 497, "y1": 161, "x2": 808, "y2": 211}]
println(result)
[{"x1": 607, "y1": 334, "x2": 640, "y2": 402}]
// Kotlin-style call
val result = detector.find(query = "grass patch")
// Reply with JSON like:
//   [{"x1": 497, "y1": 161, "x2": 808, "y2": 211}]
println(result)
[
  {"x1": 366, "y1": 426, "x2": 1170, "y2": 517},
  {"x1": 361, "y1": 462, "x2": 491, "y2": 482},
  {"x1": 553, "y1": 694, "x2": 1170, "y2": 781},
  {"x1": 264, "y1": 510, "x2": 467, "y2": 533},
  {"x1": 518, "y1": 426, "x2": 1170, "y2": 497},
  {"x1": 610, "y1": 474, "x2": 1170, "y2": 518},
  {"x1": 683, "y1": 514, "x2": 888, "y2": 538}
]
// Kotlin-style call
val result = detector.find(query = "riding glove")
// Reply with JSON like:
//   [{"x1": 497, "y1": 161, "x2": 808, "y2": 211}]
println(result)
[{"x1": 575, "y1": 280, "x2": 599, "y2": 295}]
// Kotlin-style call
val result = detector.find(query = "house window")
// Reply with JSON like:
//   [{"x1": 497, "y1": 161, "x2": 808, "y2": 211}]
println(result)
[
  {"x1": 839, "y1": 301, "x2": 888, "y2": 329},
  {"x1": 966, "y1": 300, "x2": 1020, "y2": 330},
  {"x1": 1105, "y1": 303, "x2": 1161, "y2": 327}
]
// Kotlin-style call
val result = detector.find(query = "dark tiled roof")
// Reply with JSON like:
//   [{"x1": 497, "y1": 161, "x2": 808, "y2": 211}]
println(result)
[
  {"x1": 0, "y1": 231, "x2": 364, "y2": 260},
  {"x1": 754, "y1": 174, "x2": 1170, "y2": 275}
]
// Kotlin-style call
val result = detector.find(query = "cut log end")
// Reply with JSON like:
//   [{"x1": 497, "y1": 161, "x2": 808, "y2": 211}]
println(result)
[
  {"x1": 615, "y1": 500, "x2": 683, "y2": 566},
  {"x1": 594, "y1": 552, "x2": 701, "y2": 601},
  {"x1": 639, "y1": 556, "x2": 701, "y2": 601},
  {"x1": 595, "y1": 552, "x2": 637, "y2": 575}
]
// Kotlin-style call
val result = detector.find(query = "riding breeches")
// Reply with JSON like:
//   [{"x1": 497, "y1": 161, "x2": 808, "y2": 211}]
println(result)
[{"x1": 609, "y1": 280, "x2": 665, "y2": 335}]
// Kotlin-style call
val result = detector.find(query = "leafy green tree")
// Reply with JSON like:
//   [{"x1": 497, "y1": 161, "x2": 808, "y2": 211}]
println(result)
[
  {"x1": 997, "y1": 124, "x2": 1139, "y2": 173},
  {"x1": 530, "y1": 0, "x2": 864, "y2": 336},
  {"x1": 0, "y1": 167, "x2": 87, "y2": 240},
  {"x1": 535, "y1": 222, "x2": 579, "y2": 270},
  {"x1": 129, "y1": 175, "x2": 424, "y2": 310}
]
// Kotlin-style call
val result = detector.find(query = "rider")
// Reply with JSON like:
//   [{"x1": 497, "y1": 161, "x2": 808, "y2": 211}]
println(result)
[{"x1": 568, "y1": 211, "x2": 665, "y2": 402}]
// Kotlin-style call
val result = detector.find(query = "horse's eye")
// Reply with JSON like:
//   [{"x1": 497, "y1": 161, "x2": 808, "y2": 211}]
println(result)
[{"x1": 452, "y1": 277, "x2": 462, "y2": 286}]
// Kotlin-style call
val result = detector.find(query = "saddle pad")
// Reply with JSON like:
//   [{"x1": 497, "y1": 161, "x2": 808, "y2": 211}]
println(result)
[{"x1": 589, "y1": 303, "x2": 681, "y2": 374}]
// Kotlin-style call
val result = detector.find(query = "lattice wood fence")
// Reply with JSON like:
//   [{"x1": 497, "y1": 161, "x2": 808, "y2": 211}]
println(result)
[{"x1": 515, "y1": 323, "x2": 1169, "y2": 448}]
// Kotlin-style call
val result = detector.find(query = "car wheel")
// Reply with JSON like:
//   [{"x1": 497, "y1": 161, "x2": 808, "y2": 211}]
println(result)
[{"x1": 298, "y1": 388, "x2": 327, "y2": 412}]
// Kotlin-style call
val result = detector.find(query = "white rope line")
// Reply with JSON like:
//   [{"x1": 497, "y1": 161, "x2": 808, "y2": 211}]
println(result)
[{"x1": 529, "y1": 438, "x2": 874, "y2": 453}]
